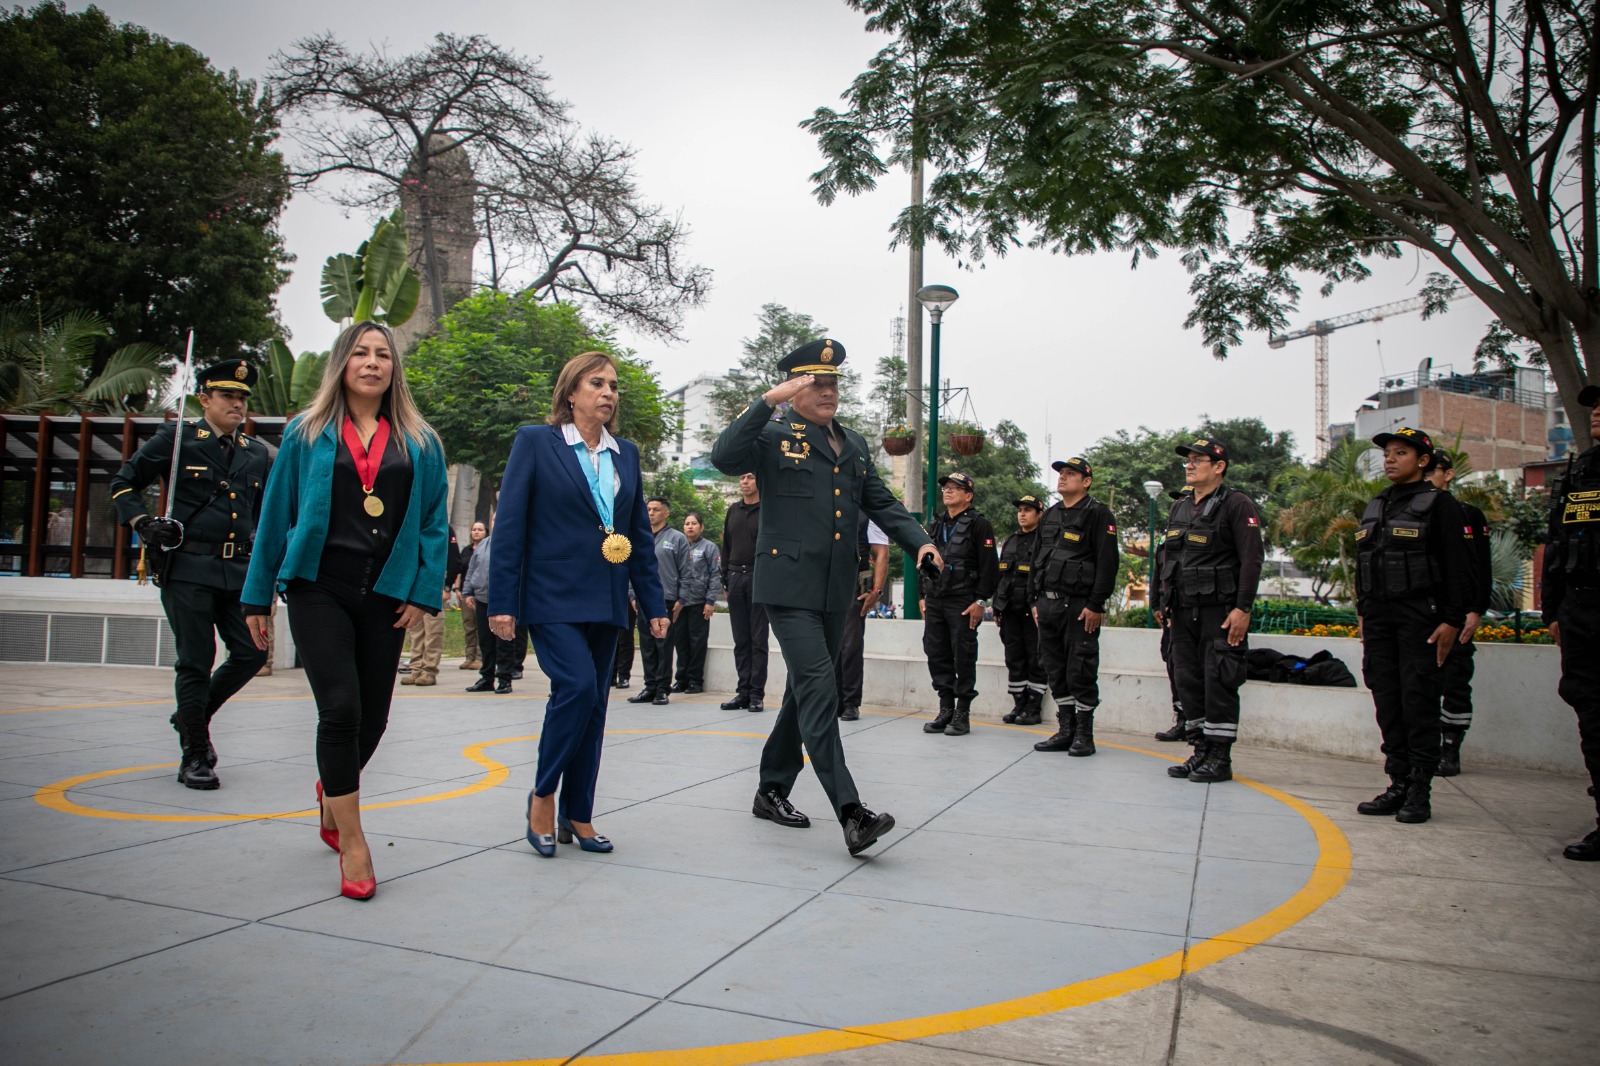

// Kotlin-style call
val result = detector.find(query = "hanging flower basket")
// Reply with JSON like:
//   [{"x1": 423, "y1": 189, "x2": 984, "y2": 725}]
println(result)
[
  {"x1": 949, "y1": 430, "x2": 985, "y2": 456},
  {"x1": 882, "y1": 426, "x2": 916, "y2": 456}
]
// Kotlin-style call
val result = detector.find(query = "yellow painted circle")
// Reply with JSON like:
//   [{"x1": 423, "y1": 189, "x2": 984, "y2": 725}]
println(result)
[{"x1": 25, "y1": 700, "x2": 1350, "y2": 1066}]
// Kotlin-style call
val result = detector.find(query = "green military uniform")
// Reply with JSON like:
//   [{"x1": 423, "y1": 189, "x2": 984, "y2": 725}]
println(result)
[
  {"x1": 710, "y1": 339, "x2": 930, "y2": 835},
  {"x1": 109, "y1": 359, "x2": 270, "y2": 787}
]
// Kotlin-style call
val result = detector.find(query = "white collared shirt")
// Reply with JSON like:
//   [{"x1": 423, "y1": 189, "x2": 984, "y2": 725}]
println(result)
[{"x1": 562, "y1": 422, "x2": 621, "y2": 493}]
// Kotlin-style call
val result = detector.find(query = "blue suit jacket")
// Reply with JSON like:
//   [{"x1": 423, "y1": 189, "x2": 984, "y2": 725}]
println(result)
[{"x1": 488, "y1": 424, "x2": 665, "y2": 627}]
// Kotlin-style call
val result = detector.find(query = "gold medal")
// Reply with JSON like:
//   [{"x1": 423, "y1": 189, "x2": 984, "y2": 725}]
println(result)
[
  {"x1": 601, "y1": 532, "x2": 631, "y2": 564},
  {"x1": 363, "y1": 493, "x2": 385, "y2": 517}
]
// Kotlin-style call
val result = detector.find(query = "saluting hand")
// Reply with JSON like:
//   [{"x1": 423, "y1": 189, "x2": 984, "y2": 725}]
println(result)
[{"x1": 762, "y1": 375, "x2": 815, "y2": 408}]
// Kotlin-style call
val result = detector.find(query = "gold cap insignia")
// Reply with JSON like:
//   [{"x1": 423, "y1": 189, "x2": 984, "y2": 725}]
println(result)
[
  {"x1": 234, "y1": 364, "x2": 249, "y2": 380},
  {"x1": 1195, "y1": 439, "x2": 1210, "y2": 447},
  {"x1": 820, "y1": 344, "x2": 834, "y2": 364}
]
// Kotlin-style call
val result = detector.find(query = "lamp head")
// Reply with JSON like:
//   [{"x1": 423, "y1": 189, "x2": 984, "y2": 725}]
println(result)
[
  {"x1": 916, "y1": 284, "x2": 960, "y2": 320},
  {"x1": 1143, "y1": 480, "x2": 1164, "y2": 500}
]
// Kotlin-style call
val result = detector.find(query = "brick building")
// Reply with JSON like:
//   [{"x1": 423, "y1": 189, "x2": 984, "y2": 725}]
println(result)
[{"x1": 1354, "y1": 363, "x2": 1559, "y2": 478}]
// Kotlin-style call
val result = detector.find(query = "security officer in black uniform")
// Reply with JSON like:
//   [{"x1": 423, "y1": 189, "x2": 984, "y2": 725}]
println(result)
[
  {"x1": 1543, "y1": 385, "x2": 1600, "y2": 860},
  {"x1": 109, "y1": 359, "x2": 270, "y2": 789},
  {"x1": 1153, "y1": 486, "x2": 1194, "y2": 742},
  {"x1": 1160, "y1": 438, "x2": 1264, "y2": 784},
  {"x1": 920, "y1": 472, "x2": 1000, "y2": 737},
  {"x1": 1029, "y1": 459, "x2": 1119, "y2": 755},
  {"x1": 996, "y1": 495, "x2": 1047, "y2": 725},
  {"x1": 1353, "y1": 427, "x2": 1473, "y2": 825},
  {"x1": 1425, "y1": 452, "x2": 1491, "y2": 776}
]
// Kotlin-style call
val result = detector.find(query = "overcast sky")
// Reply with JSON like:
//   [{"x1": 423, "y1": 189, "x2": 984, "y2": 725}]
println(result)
[{"x1": 85, "y1": 0, "x2": 1502, "y2": 487}]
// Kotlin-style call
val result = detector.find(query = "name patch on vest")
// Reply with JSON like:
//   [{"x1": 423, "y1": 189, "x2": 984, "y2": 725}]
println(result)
[
  {"x1": 1563, "y1": 489, "x2": 1600, "y2": 524},
  {"x1": 1061, "y1": 531, "x2": 1081, "y2": 542},
  {"x1": 1392, "y1": 527, "x2": 1420, "y2": 538},
  {"x1": 1355, "y1": 528, "x2": 1368, "y2": 541},
  {"x1": 1187, "y1": 533, "x2": 1209, "y2": 544}
]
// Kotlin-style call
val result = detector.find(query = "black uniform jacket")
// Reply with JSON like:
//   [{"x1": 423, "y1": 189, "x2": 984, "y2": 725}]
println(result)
[
  {"x1": 1026, "y1": 495, "x2": 1120, "y2": 613},
  {"x1": 1542, "y1": 447, "x2": 1600, "y2": 623},
  {"x1": 1157, "y1": 485, "x2": 1265, "y2": 613},
  {"x1": 711, "y1": 400, "x2": 930, "y2": 613},
  {"x1": 1355, "y1": 480, "x2": 1473, "y2": 626},
  {"x1": 1457, "y1": 499, "x2": 1492, "y2": 616},
  {"x1": 110, "y1": 419, "x2": 270, "y2": 590},
  {"x1": 924, "y1": 508, "x2": 1000, "y2": 603}
]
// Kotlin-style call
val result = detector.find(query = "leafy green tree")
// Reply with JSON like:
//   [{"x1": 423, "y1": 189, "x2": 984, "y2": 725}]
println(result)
[
  {"x1": 708, "y1": 304, "x2": 863, "y2": 427},
  {"x1": 407, "y1": 291, "x2": 672, "y2": 498},
  {"x1": 319, "y1": 210, "x2": 421, "y2": 326},
  {"x1": 0, "y1": 3, "x2": 291, "y2": 369},
  {"x1": 807, "y1": 0, "x2": 1600, "y2": 436},
  {"x1": 932, "y1": 419, "x2": 1046, "y2": 539},
  {"x1": 1274, "y1": 439, "x2": 1385, "y2": 604},
  {"x1": 0, "y1": 306, "x2": 164, "y2": 413}
]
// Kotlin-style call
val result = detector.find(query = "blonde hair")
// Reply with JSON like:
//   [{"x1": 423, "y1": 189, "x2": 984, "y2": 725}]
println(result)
[
  {"x1": 293, "y1": 321, "x2": 439, "y2": 450},
  {"x1": 547, "y1": 351, "x2": 620, "y2": 434}
]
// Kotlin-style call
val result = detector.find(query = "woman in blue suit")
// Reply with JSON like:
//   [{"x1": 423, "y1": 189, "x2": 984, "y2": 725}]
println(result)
[
  {"x1": 489, "y1": 351, "x2": 667, "y2": 856},
  {"x1": 242, "y1": 321, "x2": 449, "y2": 899}
]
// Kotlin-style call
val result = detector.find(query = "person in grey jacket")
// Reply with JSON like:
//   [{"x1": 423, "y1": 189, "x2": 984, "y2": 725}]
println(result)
[
  {"x1": 628, "y1": 497, "x2": 691, "y2": 704},
  {"x1": 672, "y1": 512, "x2": 722, "y2": 693},
  {"x1": 462, "y1": 534, "x2": 524, "y2": 694}
]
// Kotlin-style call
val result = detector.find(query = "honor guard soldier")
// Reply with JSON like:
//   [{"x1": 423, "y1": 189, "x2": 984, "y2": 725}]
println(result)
[
  {"x1": 1153, "y1": 486, "x2": 1194, "y2": 742},
  {"x1": 920, "y1": 472, "x2": 1000, "y2": 737},
  {"x1": 1425, "y1": 452, "x2": 1491, "y2": 776},
  {"x1": 1353, "y1": 427, "x2": 1473, "y2": 824},
  {"x1": 710, "y1": 338, "x2": 940, "y2": 855},
  {"x1": 1029, "y1": 459, "x2": 1119, "y2": 755},
  {"x1": 109, "y1": 359, "x2": 270, "y2": 789},
  {"x1": 1160, "y1": 438, "x2": 1264, "y2": 783},
  {"x1": 996, "y1": 495, "x2": 1048, "y2": 725},
  {"x1": 1543, "y1": 386, "x2": 1600, "y2": 860}
]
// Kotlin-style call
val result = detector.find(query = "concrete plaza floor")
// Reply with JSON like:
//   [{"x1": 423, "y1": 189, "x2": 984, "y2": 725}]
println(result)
[{"x1": 1, "y1": 661, "x2": 1597, "y2": 1066}]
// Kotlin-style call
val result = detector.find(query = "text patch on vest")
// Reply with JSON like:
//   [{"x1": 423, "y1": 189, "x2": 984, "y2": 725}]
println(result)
[{"x1": 1563, "y1": 489, "x2": 1600, "y2": 524}]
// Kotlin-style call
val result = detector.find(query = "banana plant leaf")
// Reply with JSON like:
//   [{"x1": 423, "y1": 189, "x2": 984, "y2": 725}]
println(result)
[{"x1": 321, "y1": 253, "x2": 363, "y2": 322}]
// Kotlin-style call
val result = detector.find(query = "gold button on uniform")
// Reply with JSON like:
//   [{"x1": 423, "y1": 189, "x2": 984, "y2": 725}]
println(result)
[
  {"x1": 229, "y1": 492, "x2": 236, "y2": 499},
  {"x1": 771, "y1": 548, "x2": 778, "y2": 555},
  {"x1": 835, "y1": 510, "x2": 842, "y2": 518},
  {"x1": 231, "y1": 512, "x2": 237, "y2": 519},
  {"x1": 834, "y1": 466, "x2": 840, "y2": 473},
  {"x1": 228, "y1": 532, "x2": 236, "y2": 539},
  {"x1": 834, "y1": 488, "x2": 840, "y2": 496},
  {"x1": 834, "y1": 533, "x2": 841, "y2": 540}
]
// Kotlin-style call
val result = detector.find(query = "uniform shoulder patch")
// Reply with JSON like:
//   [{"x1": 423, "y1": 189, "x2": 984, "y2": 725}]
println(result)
[
  {"x1": 1107, "y1": 523, "x2": 1117, "y2": 534},
  {"x1": 1246, "y1": 515, "x2": 1259, "y2": 526}
]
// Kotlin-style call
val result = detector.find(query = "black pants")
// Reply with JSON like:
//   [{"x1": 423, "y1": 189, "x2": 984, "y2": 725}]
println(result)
[
  {"x1": 997, "y1": 606, "x2": 1046, "y2": 704},
  {"x1": 1035, "y1": 595, "x2": 1099, "y2": 710},
  {"x1": 674, "y1": 608, "x2": 710, "y2": 688},
  {"x1": 474, "y1": 606, "x2": 523, "y2": 681},
  {"x1": 763, "y1": 605, "x2": 857, "y2": 819},
  {"x1": 160, "y1": 578, "x2": 266, "y2": 738},
  {"x1": 1169, "y1": 601, "x2": 1247, "y2": 742},
  {"x1": 1161, "y1": 622, "x2": 1182, "y2": 714},
  {"x1": 923, "y1": 595, "x2": 980, "y2": 702},
  {"x1": 614, "y1": 600, "x2": 636, "y2": 682},
  {"x1": 286, "y1": 555, "x2": 407, "y2": 798},
  {"x1": 1556, "y1": 598, "x2": 1600, "y2": 821},
  {"x1": 834, "y1": 598, "x2": 868, "y2": 711},
  {"x1": 638, "y1": 601, "x2": 675, "y2": 694},
  {"x1": 726, "y1": 568, "x2": 768, "y2": 702},
  {"x1": 1361, "y1": 599, "x2": 1446, "y2": 774},
  {"x1": 1440, "y1": 637, "x2": 1476, "y2": 732}
]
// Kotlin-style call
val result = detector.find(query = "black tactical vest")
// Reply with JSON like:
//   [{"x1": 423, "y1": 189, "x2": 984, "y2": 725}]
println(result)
[
  {"x1": 1160, "y1": 486, "x2": 1240, "y2": 606},
  {"x1": 1036, "y1": 500, "x2": 1101, "y2": 596},
  {"x1": 1354, "y1": 486, "x2": 1442, "y2": 599},
  {"x1": 1551, "y1": 452, "x2": 1600, "y2": 587},
  {"x1": 994, "y1": 528, "x2": 1038, "y2": 610},
  {"x1": 927, "y1": 509, "x2": 982, "y2": 599}
]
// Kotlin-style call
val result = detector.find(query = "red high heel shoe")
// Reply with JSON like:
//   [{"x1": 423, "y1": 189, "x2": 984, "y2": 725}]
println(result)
[
  {"x1": 315, "y1": 781, "x2": 340, "y2": 853},
  {"x1": 339, "y1": 853, "x2": 376, "y2": 901}
]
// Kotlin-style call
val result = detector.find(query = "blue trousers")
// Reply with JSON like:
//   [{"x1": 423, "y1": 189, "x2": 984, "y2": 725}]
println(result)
[{"x1": 530, "y1": 622, "x2": 621, "y2": 823}]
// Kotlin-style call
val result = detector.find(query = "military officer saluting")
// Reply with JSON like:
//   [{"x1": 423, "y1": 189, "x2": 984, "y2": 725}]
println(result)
[
  {"x1": 1543, "y1": 386, "x2": 1600, "y2": 860},
  {"x1": 711, "y1": 338, "x2": 940, "y2": 856},
  {"x1": 920, "y1": 472, "x2": 1000, "y2": 738},
  {"x1": 996, "y1": 495, "x2": 1048, "y2": 726},
  {"x1": 109, "y1": 359, "x2": 270, "y2": 789}
]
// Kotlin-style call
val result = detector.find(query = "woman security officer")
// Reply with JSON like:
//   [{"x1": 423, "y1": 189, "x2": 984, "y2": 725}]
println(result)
[{"x1": 1354, "y1": 427, "x2": 1474, "y2": 825}]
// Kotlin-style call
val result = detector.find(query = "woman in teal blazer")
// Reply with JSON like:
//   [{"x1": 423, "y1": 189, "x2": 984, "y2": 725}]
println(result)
[{"x1": 242, "y1": 321, "x2": 448, "y2": 900}]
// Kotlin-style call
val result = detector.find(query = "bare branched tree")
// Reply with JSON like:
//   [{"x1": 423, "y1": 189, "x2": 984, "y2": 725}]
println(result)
[{"x1": 270, "y1": 33, "x2": 710, "y2": 337}]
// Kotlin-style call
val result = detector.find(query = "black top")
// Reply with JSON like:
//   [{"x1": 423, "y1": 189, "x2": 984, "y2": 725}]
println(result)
[
  {"x1": 322, "y1": 427, "x2": 413, "y2": 561},
  {"x1": 457, "y1": 542, "x2": 478, "y2": 589},
  {"x1": 1459, "y1": 499, "x2": 1492, "y2": 616},
  {"x1": 1543, "y1": 447, "x2": 1600, "y2": 622},
  {"x1": 723, "y1": 499, "x2": 761, "y2": 571},
  {"x1": 1356, "y1": 479, "x2": 1474, "y2": 625},
  {"x1": 927, "y1": 507, "x2": 1001, "y2": 601}
]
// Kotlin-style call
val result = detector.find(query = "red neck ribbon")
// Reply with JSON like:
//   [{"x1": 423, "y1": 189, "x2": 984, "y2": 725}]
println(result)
[{"x1": 341, "y1": 414, "x2": 391, "y2": 491}]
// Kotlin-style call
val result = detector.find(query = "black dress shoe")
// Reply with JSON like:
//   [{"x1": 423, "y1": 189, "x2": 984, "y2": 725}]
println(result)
[
  {"x1": 652, "y1": 692, "x2": 670, "y2": 705},
  {"x1": 511, "y1": 668, "x2": 524, "y2": 680},
  {"x1": 685, "y1": 685, "x2": 704, "y2": 694},
  {"x1": 466, "y1": 678, "x2": 495, "y2": 692},
  {"x1": 177, "y1": 754, "x2": 219, "y2": 790},
  {"x1": 752, "y1": 788, "x2": 811, "y2": 828},
  {"x1": 842, "y1": 804, "x2": 895, "y2": 855},
  {"x1": 839, "y1": 705, "x2": 860, "y2": 721},
  {"x1": 747, "y1": 703, "x2": 765, "y2": 713},
  {"x1": 495, "y1": 679, "x2": 513, "y2": 694},
  {"x1": 1564, "y1": 827, "x2": 1600, "y2": 861},
  {"x1": 720, "y1": 696, "x2": 750, "y2": 710},
  {"x1": 614, "y1": 677, "x2": 631, "y2": 689},
  {"x1": 626, "y1": 689, "x2": 657, "y2": 704},
  {"x1": 669, "y1": 682, "x2": 689, "y2": 693}
]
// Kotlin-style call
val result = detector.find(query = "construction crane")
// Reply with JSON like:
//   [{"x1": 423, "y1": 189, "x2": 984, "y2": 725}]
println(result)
[{"x1": 1269, "y1": 292, "x2": 1465, "y2": 460}]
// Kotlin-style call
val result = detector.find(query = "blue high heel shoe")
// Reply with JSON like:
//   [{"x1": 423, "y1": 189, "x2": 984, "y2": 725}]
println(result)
[
  {"x1": 557, "y1": 814, "x2": 614, "y2": 853},
  {"x1": 525, "y1": 791, "x2": 556, "y2": 857}
]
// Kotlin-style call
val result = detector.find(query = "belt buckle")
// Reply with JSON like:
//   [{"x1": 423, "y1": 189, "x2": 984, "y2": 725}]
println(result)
[{"x1": 222, "y1": 542, "x2": 234, "y2": 559}]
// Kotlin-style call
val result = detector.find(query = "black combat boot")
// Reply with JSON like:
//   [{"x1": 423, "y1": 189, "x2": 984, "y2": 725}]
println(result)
[
  {"x1": 1395, "y1": 766, "x2": 1434, "y2": 823},
  {"x1": 1437, "y1": 730, "x2": 1464, "y2": 777},
  {"x1": 1002, "y1": 691, "x2": 1024, "y2": 723},
  {"x1": 1564, "y1": 823, "x2": 1600, "y2": 861},
  {"x1": 170, "y1": 711, "x2": 218, "y2": 768},
  {"x1": 924, "y1": 699, "x2": 955, "y2": 733},
  {"x1": 1167, "y1": 738, "x2": 1210, "y2": 778},
  {"x1": 1033, "y1": 705, "x2": 1077, "y2": 751},
  {"x1": 945, "y1": 698, "x2": 973, "y2": 736},
  {"x1": 1153, "y1": 704, "x2": 1187, "y2": 742},
  {"x1": 1356, "y1": 777, "x2": 1409, "y2": 815},
  {"x1": 176, "y1": 725, "x2": 219, "y2": 790},
  {"x1": 1067, "y1": 707, "x2": 1096, "y2": 757},
  {"x1": 1014, "y1": 690, "x2": 1043, "y2": 726},
  {"x1": 1188, "y1": 739, "x2": 1233, "y2": 783}
]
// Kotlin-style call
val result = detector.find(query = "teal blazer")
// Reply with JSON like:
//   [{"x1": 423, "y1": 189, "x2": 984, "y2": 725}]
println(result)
[{"x1": 241, "y1": 416, "x2": 450, "y2": 612}]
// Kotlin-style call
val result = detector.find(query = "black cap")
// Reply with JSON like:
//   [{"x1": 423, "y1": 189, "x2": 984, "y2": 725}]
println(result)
[
  {"x1": 1175, "y1": 438, "x2": 1227, "y2": 462},
  {"x1": 1012, "y1": 494, "x2": 1043, "y2": 511},
  {"x1": 1372, "y1": 426, "x2": 1434, "y2": 456},
  {"x1": 778, "y1": 338, "x2": 845, "y2": 377},
  {"x1": 1432, "y1": 451, "x2": 1455, "y2": 471},
  {"x1": 197, "y1": 359, "x2": 257, "y2": 395},
  {"x1": 1168, "y1": 485, "x2": 1194, "y2": 501},
  {"x1": 938, "y1": 472, "x2": 975, "y2": 492},
  {"x1": 1051, "y1": 457, "x2": 1092, "y2": 478},
  {"x1": 1578, "y1": 385, "x2": 1600, "y2": 408}
]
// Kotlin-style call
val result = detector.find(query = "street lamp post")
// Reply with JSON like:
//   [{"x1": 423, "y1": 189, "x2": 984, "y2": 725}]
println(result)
[
  {"x1": 1143, "y1": 480, "x2": 1164, "y2": 627},
  {"x1": 907, "y1": 284, "x2": 959, "y2": 621}
]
